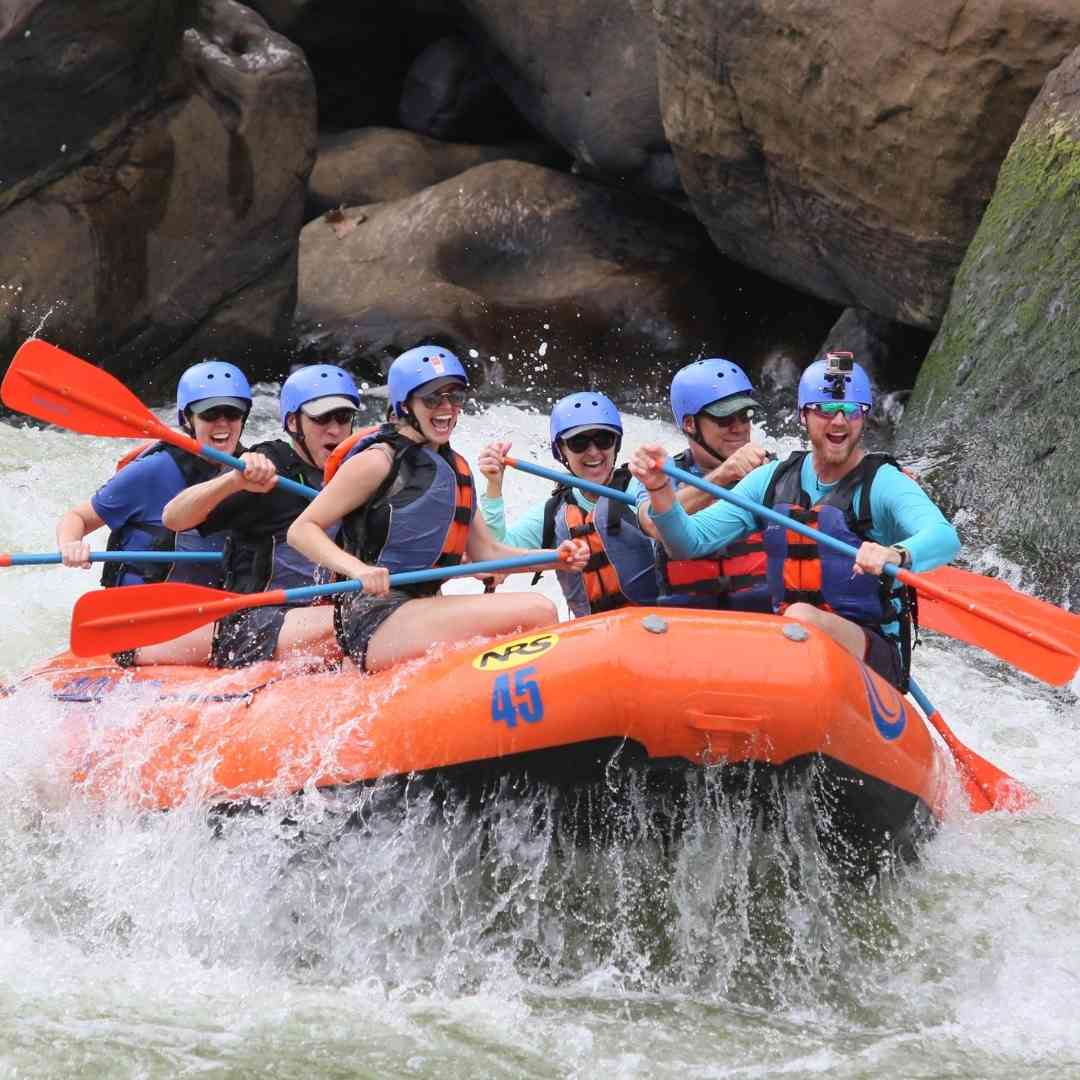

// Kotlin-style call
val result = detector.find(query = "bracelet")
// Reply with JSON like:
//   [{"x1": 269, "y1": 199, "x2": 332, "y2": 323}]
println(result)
[{"x1": 644, "y1": 482, "x2": 670, "y2": 493}]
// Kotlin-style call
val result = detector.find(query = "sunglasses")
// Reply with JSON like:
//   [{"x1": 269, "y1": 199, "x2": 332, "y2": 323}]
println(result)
[
  {"x1": 562, "y1": 429, "x2": 619, "y2": 454},
  {"x1": 706, "y1": 407, "x2": 755, "y2": 428},
  {"x1": 305, "y1": 408, "x2": 357, "y2": 426},
  {"x1": 418, "y1": 389, "x2": 468, "y2": 409},
  {"x1": 196, "y1": 406, "x2": 246, "y2": 423},
  {"x1": 807, "y1": 402, "x2": 869, "y2": 418}
]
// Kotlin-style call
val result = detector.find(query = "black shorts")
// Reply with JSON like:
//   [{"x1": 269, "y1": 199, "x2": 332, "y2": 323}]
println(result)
[
  {"x1": 863, "y1": 626, "x2": 903, "y2": 689},
  {"x1": 211, "y1": 605, "x2": 289, "y2": 668},
  {"x1": 334, "y1": 589, "x2": 412, "y2": 671}
]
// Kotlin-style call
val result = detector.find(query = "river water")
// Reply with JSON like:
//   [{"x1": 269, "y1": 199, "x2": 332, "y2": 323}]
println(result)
[{"x1": 1, "y1": 383, "x2": 1078, "y2": 1078}]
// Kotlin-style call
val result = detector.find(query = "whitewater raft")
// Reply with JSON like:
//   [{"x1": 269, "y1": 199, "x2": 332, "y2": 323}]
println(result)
[{"x1": 15, "y1": 608, "x2": 951, "y2": 863}]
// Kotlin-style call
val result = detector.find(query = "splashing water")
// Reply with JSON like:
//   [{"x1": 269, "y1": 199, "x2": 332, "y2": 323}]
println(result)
[{"x1": 1, "y1": 393, "x2": 1078, "y2": 1077}]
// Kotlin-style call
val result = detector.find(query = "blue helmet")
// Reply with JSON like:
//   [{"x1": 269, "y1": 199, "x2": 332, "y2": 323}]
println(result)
[
  {"x1": 549, "y1": 392, "x2": 623, "y2": 462},
  {"x1": 388, "y1": 346, "x2": 469, "y2": 417},
  {"x1": 176, "y1": 360, "x2": 252, "y2": 425},
  {"x1": 670, "y1": 359, "x2": 757, "y2": 428},
  {"x1": 797, "y1": 354, "x2": 873, "y2": 410},
  {"x1": 279, "y1": 364, "x2": 361, "y2": 428}
]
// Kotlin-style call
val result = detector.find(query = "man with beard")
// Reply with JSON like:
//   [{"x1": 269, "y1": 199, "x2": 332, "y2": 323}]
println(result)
[{"x1": 630, "y1": 353, "x2": 960, "y2": 689}]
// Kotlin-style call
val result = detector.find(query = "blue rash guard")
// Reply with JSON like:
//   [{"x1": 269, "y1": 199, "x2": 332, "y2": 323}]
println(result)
[
  {"x1": 90, "y1": 451, "x2": 192, "y2": 587},
  {"x1": 480, "y1": 475, "x2": 648, "y2": 548},
  {"x1": 648, "y1": 453, "x2": 959, "y2": 576}
]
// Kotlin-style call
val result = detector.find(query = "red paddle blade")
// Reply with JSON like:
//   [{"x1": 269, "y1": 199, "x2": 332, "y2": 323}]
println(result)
[
  {"x1": 909, "y1": 570, "x2": 1080, "y2": 687},
  {"x1": 923, "y1": 567, "x2": 1080, "y2": 653},
  {"x1": 70, "y1": 583, "x2": 261, "y2": 657},
  {"x1": 1, "y1": 338, "x2": 168, "y2": 440},
  {"x1": 926, "y1": 709, "x2": 1036, "y2": 813}
]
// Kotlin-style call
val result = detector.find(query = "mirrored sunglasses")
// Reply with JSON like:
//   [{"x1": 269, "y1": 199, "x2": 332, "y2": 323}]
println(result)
[
  {"x1": 306, "y1": 408, "x2": 357, "y2": 426},
  {"x1": 418, "y1": 389, "x2": 468, "y2": 409},
  {"x1": 708, "y1": 407, "x2": 755, "y2": 428},
  {"x1": 808, "y1": 401, "x2": 869, "y2": 418},
  {"x1": 563, "y1": 429, "x2": 619, "y2": 454},
  {"x1": 197, "y1": 405, "x2": 247, "y2": 423}
]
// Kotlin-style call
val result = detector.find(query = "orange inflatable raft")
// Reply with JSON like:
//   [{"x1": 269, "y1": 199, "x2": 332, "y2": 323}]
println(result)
[{"x1": 14, "y1": 607, "x2": 952, "y2": 862}]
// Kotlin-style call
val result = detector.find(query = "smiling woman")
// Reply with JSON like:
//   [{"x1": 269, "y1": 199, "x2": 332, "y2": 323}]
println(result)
[
  {"x1": 52, "y1": 359, "x2": 253, "y2": 590},
  {"x1": 285, "y1": 346, "x2": 589, "y2": 672}
]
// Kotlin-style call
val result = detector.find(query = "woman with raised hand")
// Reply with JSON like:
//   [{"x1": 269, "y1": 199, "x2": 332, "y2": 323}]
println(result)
[{"x1": 287, "y1": 346, "x2": 589, "y2": 673}]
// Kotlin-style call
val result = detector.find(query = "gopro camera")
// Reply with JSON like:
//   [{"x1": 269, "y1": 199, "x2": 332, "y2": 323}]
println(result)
[{"x1": 823, "y1": 351, "x2": 854, "y2": 398}]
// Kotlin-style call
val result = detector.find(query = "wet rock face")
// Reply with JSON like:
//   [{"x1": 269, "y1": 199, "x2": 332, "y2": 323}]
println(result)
[
  {"x1": 295, "y1": 160, "x2": 733, "y2": 386},
  {"x1": 0, "y1": 0, "x2": 189, "y2": 193},
  {"x1": 0, "y1": 0, "x2": 316, "y2": 387},
  {"x1": 654, "y1": 0, "x2": 1080, "y2": 330},
  {"x1": 460, "y1": 0, "x2": 679, "y2": 196},
  {"x1": 902, "y1": 46, "x2": 1080, "y2": 604}
]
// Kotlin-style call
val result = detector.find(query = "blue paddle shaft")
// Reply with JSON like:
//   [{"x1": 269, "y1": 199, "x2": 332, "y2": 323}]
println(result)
[
  {"x1": 661, "y1": 460, "x2": 900, "y2": 582},
  {"x1": 197, "y1": 444, "x2": 320, "y2": 500},
  {"x1": 507, "y1": 458, "x2": 636, "y2": 506},
  {"x1": 7, "y1": 551, "x2": 224, "y2": 566},
  {"x1": 279, "y1": 552, "x2": 561, "y2": 604}
]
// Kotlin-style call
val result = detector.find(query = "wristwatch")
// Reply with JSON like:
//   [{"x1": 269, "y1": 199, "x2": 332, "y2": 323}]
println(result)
[{"x1": 893, "y1": 545, "x2": 912, "y2": 569}]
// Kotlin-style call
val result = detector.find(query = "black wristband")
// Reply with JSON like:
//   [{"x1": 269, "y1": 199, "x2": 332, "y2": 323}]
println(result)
[{"x1": 644, "y1": 482, "x2": 670, "y2": 493}]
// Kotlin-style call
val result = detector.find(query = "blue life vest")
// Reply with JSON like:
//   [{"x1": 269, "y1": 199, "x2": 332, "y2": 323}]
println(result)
[
  {"x1": 542, "y1": 466, "x2": 659, "y2": 617},
  {"x1": 761, "y1": 450, "x2": 900, "y2": 626},
  {"x1": 101, "y1": 442, "x2": 219, "y2": 588},
  {"x1": 654, "y1": 450, "x2": 771, "y2": 613},
  {"x1": 333, "y1": 425, "x2": 475, "y2": 598}
]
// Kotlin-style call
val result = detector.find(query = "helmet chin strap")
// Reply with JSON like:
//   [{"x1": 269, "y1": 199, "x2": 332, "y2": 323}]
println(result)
[
  {"x1": 289, "y1": 413, "x2": 317, "y2": 466},
  {"x1": 686, "y1": 418, "x2": 726, "y2": 465}
]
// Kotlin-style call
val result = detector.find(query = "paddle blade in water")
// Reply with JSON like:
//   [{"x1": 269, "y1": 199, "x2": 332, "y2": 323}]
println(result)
[
  {"x1": 70, "y1": 583, "x2": 263, "y2": 657},
  {"x1": 1, "y1": 339, "x2": 167, "y2": 440}
]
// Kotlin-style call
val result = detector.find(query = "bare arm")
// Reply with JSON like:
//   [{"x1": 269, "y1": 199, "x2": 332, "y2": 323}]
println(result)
[
  {"x1": 287, "y1": 447, "x2": 394, "y2": 583},
  {"x1": 56, "y1": 502, "x2": 105, "y2": 568},
  {"x1": 162, "y1": 453, "x2": 277, "y2": 531}
]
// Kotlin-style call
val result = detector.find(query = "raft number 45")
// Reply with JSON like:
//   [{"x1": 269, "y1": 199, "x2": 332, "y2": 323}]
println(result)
[{"x1": 491, "y1": 666, "x2": 544, "y2": 728}]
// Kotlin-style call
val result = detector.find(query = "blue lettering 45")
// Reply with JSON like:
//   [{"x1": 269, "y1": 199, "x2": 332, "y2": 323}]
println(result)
[{"x1": 491, "y1": 666, "x2": 544, "y2": 728}]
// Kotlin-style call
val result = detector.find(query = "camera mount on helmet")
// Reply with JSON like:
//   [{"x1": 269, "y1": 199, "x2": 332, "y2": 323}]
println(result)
[{"x1": 823, "y1": 351, "x2": 854, "y2": 400}]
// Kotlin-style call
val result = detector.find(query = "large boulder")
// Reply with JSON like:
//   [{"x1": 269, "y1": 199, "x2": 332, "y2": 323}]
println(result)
[
  {"x1": 295, "y1": 160, "x2": 734, "y2": 385},
  {"x1": 654, "y1": 0, "x2": 1080, "y2": 329},
  {"x1": 0, "y1": 0, "x2": 316, "y2": 389},
  {"x1": 459, "y1": 0, "x2": 679, "y2": 195},
  {"x1": 306, "y1": 127, "x2": 560, "y2": 218},
  {"x1": 902, "y1": 46, "x2": 1080, "y2": 604}
]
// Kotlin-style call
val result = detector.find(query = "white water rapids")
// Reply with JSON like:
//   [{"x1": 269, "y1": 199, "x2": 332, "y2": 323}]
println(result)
[{"x1": 1, "y1": 386, "x2": 1078, "y2": 1078}]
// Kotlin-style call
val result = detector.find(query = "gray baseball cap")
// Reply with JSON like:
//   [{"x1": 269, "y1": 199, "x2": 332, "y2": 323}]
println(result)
[{"x1": 701, "y1": 393, "x2": 758, "y2": 418}]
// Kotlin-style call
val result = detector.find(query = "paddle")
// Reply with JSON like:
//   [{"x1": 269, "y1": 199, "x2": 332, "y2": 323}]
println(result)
[
  {"x1": 505, "y1": 455, "x2": 1037, "y2": 811},
  {"x1": 658, "y1": 459, "x2": 1080, "y2": 687},
  {"x1": 908, "y1": 677, "x2": 1034, "y2": 812},
  {"x1": 1, "y1": 339, "x2": 319, "y2": 500},
  {"x1": 508, "y1": 456, "x2": 1080, "y2": 681},
  {"x1": 69, "y1": 552, "x2": 563, "y2": 656},
  {"x1": 1, "y1": 550, "x2": 223, "y2": 567}
]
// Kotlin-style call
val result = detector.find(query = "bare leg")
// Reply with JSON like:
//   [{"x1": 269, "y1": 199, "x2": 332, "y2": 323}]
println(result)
[
  {"x1": 133, "y1": 624, "x2": 215, "y2": 666},
  {"x1": 783, "y1": 602, "x2": 866, "y2": 659},
  {"x1": 365, "y1": 593, "x2": 557, "y2": 672}
]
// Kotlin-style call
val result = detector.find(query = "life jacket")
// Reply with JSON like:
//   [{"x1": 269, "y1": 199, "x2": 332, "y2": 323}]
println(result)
[
  {"x1": 655, "y1": 450, "x2": 771, "y2": 612},
  {"x1": 221, "y1": 440, "x2": 328, "y2": 595},
  {"x1": 761, "y1": 450, "x2": 918, "y2": 687},
  {"x1": 537, "y1": 466, "x2": 659, "y2": 618},
  {"x1": 330, "y1": 424, "x2": 474, "y2": 599},
  {"x1": 100, "y1": 441, "x2": 218, "y2": 588}
]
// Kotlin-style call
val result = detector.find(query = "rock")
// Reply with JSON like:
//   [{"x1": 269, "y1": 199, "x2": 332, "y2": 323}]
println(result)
[
  {"x1": 654, "y1": 0, "x2": 1080, "y2": 329},
  {"x1": 399, "y1": 35, "x2": 521, "y2": 142},
  {"x1": 306, "y1": 127, "x2": 561, "y2": 218},
  {"x1": 295, "y1": 159, "x2": 732, "y2": 386},
  {"x1": 460, "y1": 0, "x2": 679, "y2": 195},
  {"x1": 902, "y1": 44, "x2": 1080, "y2": 605},
  {"x1": 0, "y1": 0, "x2": 316, "y2": 388}
]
